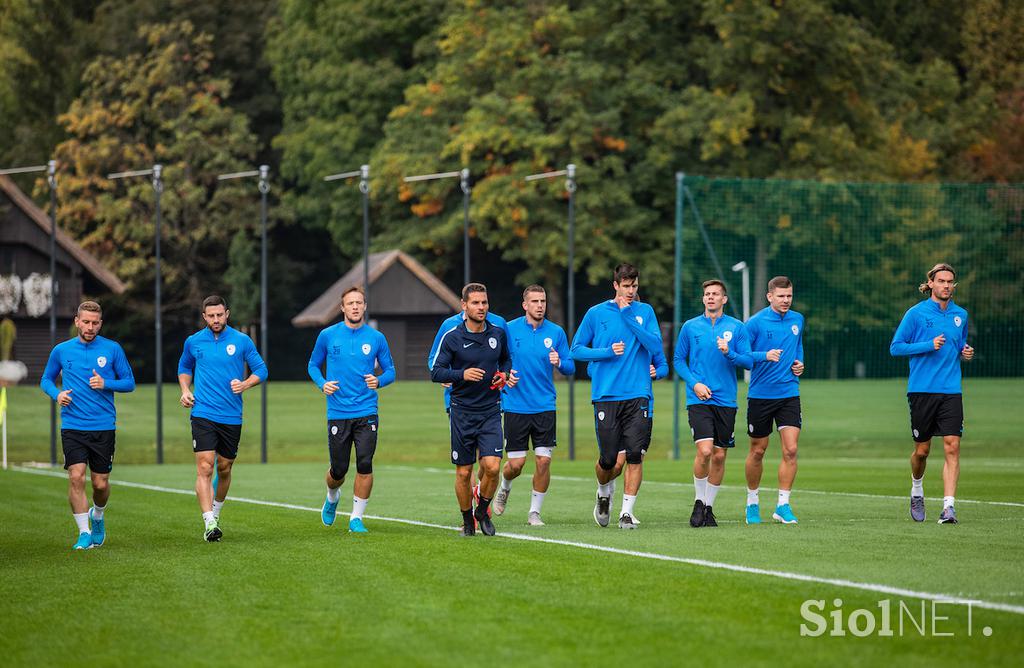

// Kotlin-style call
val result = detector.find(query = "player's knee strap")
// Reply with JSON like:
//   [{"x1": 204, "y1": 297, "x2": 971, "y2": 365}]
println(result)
[
  {"x1": 598, "y1": 453, "x2": 617, "y2": 471},
  {"x1": 624, "y1": 448, "x2": 645, "y2": 465},
  {"x1": 330, "y1": 459, "x2": 350, "y2": 482},
  {"x1": 534, "y1": 446, "x2": 553, "y2": 459},
  {"x1": 355, "y1": 449, "x2": 374, "y2": 475}
]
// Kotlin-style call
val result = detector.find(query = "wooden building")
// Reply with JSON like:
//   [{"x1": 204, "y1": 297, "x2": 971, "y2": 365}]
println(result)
[
  {"x1": 292, "y1": 250, "x2": 461, "y2": 380},
  {"x1": 0, "y1": 175, "x2": 125, "y2": 380}
]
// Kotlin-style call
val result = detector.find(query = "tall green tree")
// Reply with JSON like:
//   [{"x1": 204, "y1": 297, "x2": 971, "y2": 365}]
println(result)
[
  {"x1": 266, "y1": 0, "x2": 445, "y2": 264},
  {"x1": 45, "y1": 21, "x2": 260, "y2": 378}
]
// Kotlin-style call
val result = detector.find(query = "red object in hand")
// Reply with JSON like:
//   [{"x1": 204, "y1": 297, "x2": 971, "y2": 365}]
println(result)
[{"x1": 490, "y1": 371, "x2": 508, "y2": 390}]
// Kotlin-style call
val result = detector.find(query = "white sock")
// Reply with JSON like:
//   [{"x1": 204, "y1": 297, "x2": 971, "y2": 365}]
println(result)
[
  {"x1": 778, "y1": 489, "x2": 791, "y2": 506},
  {"x1": 746, "y1": 488, "x2": 759, "y2": 506},
  {"x1": 694, "y1": 476, "x2": 708, "y2": 502},
  {"x1": 529, "y1": 489, "x2": 546, "y2": 514},
  {"x1": 91, "y1": 504, "x2": 106, "y2": 520},
  {"x1": 500, "y1": 475, "x2": 513, "y2": 492},
  {"x1": 351, "y1": 495, "x2": 368, "y2": 520},
  {"x1": 202, "y1": 511, "x2": 216, "y2": 525},
  {"x1": 326, "y1": 486, "x2": 340, "y2": 503},
  {"x1": 598, "y1": 481, "x2": 613, "y2": 497},
  {"x1": 943, "y1": 496, "x2": 955, "y2": 509},
  {"x1": 621, "y1": 493, "x2": 637, "y2": 517},
  {"x1": 911, "y1": 476, "x2": 924, "y2": 497},
  {"x1": 705, "y1": 482, "x2": 721, "y2": 507},
  {"x1": 73, "y1": 512, "x2": 90, "y2": 534},
  {"x1": 213, "y1": 500, "x2": 224, "y2": 518}
]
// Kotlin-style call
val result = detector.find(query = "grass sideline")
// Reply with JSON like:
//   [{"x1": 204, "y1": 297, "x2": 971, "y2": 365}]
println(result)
[{"x1": 2, "y1": 378, "x2": 1021, "y2": 665}]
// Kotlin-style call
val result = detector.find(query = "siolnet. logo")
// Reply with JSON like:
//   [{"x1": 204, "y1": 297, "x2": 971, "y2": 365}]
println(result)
[
  {"x1": 361, "y1": 343, "x2": 371, "y2": 355},
  {"x1": 96, "y1": 356, "x2": 107, "y2": 368},
  {"x1": 543, "y1": 337, "x2": 553, "y2": 349},
  {"x1": 226, "y1": 344, "x2": 236, "y2": 356}
]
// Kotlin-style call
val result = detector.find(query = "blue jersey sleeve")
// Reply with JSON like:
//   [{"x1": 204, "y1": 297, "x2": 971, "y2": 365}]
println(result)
[
  {"x1": 40, "y1": 347, "x2": 62, "y2": 401},
  {"x1": 745, "y1": 317, "x2": 770, "y2": 363},
  {"x1": 244, "y1": 338, "x2": 268, "y2": 382},
  {"x1": 619, "y1": 303, "x2": 663, "y2": 356},
  {"x1": 555, "y1": 328, "x2": 575, "y2": 376},
  {"x1": 307, "y1": 331, "x2": 328, "y2": 390},
  {"x1": 796, "y1": 315, "x2": 805, "y2": 361},
  {"x1": 890, "y1": 309, "x2": 934, "y2": 357},
  {"x1": 177, "y1": 337, "x2": 196, "y2": 376},
  {"x1": 104, "y1": 344, "x2": 136, "y2": 393},
  {"x1": 652, "y1": 348, "x2": 669, "y2": 379},
  {"x1": 571, "y1": 310, "x2": 616, "y2": 362},
  {"x1": 672, "y1": 326, "x2": 699, "y2": 387},
  {"x1": 430, "y1": 336, "x2": 463, "y2": 384},
  {"x1": 375, "y1": 335, "x2": 397, "y2": 388},
  {"x1": 725, "y1": 324, "x2": 754, "y2": 370}
]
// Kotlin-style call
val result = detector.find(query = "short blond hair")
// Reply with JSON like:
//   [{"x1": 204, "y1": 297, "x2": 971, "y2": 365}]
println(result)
[{"x1": 77, "y1": 301, "x2": 101, "y2": 317}]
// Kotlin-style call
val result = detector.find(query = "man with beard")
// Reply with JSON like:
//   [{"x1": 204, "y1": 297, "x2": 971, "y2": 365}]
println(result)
[
  {"x1": 40, "y1": 301, "x2": 136, "y2": 550},
  {"x1": 178, "y1": 295, "x2": 267, "y2": 542},
  {"x1": 430, "y1": 283, "x2": 516, "y2": 537}
]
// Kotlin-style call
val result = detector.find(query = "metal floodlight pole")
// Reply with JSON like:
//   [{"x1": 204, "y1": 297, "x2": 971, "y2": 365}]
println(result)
[
  {"x1": 258, "y1": 165, "x2": 269, "y2": 465},
  {"x1": 525, "y1": 164, "x2": 577, "y2": 460},
  {"x1": 673, "y1": 173, "x2": 685, "y2": 461},
  {"x1": 732, "y1": 260, "x2": 750, "y2": 383},
  {"x1": 48, "y1": 160, "x2": 58, "y2": 466},
  {"x1": 108, "y1": 164, "x2": 164, "y2": 462},
  {"x1": 323, "y1": 165, "x2": 372, "y2": 318},
  {"x1": 217, "y1": 166, "x2": 270, "y2": 463},
  {"x1": 460, "y1": 169, "x2": 471, "y2": 286},
  {"x1": 402, "y1": 169, "x2": 470, "y2": 285}
]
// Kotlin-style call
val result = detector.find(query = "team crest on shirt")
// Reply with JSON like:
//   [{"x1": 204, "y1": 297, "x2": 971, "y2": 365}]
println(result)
[
  {"x1": 361, "y1": 343, "x2": 371, "y2": 355},
  {"x1": 488, "y1": 337, "x2": 497, "y2": 349},
  {"x1": 791, "y1": 325, "x2": 799, "y2": 336},
  {"x1": 954, "y1": 316, "x2": 962, "y2": 327},
  {"x1": 722, "y1": 330, "x2": 733, "y2": 342},
  {"x1": 635, "y1": 316, "x2": 643, "y2": 325},
  {"x1": 96, "y1": 356, "x2": 107, "y2": 368},
  {"x1": 226, "y1": 344, "x2": 237, "y2": 356},
  {"x1": 543, "y1": 337, "x2": 553, "y2": 349}
]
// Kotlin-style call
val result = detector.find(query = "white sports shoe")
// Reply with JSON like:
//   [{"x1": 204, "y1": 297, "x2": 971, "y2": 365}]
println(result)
[{"x1": 527, "y1": 511, "x2": 545, "y2": 526}]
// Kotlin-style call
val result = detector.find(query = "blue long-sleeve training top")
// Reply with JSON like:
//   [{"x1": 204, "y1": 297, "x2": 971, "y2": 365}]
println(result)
[
  {"x1": 571, "y1": 300, "x2": 662, "y2": 403},
  {"x1": 40, "y1": 336, "x2": 136, "y2": 431},
  {"x1": 889, "y1": 298, "x2": 969, "y2": 394},
  {"x1": 430, "y1": 320, "x2": 511, "y2": 412},
  {"x1": 746, "y1": 307, "x2": 805, "y2": 400},
  {"x1": 177, "y1": 325, "x2": 268, "y2": 425},
  {"x1": 503, "y1": 316, "x2": 574, "y2": 414},
  {"x1": 428, "y1": 311, "x2": 507, "y2": 410},
  {"x1": 307, "y1": 322, "x2": 396, "y2": 419},
  {"x1": 673, "y1": 313, "x2": 752, "y2": 408}
]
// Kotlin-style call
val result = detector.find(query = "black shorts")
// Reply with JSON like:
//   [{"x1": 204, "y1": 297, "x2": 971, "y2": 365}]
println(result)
[
  {"x1": 450, "y1": 407, "x2": 503, "y2": 465},
  {"x1": 328, "y1": 415, "x2": 379, "y2": 478},
  {"x1": 62, "y1": 429, "x2": 115, "y2": 474},
  {"x1": 594, "y1": 398, "x2": 651, "y2": 466},
  {"x1": 747, "y1": 397, "x2": 802, "y2": 438},
  {"x1": 688, "y1": 404, "x2": 737, "y2": 448},
  {"x1": 908, "y1": 393, "x2": 963, "y2": 442},
  {"x1": 191, "y1": 417, "x2": 242, "y2": 460},
  {"x1": 504, "y1": 411, "x2": 556, "y2": 453}
]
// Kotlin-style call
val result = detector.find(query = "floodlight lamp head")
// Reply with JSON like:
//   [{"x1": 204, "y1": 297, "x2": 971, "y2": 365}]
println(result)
[
  {"x1": 460, "y1": 168, "x2": 471, "y2": 194},
  {"x1": 567, "y1": 164, "x2": 576, "y2": 179},
  {"x1": 732, "y1": 261, "x2": 748, "y2": 272},
  {"x1": 361, "y1": 164, "x2": 369, "y2": 180},
  {"x1": 47, "y1": 159, "x2": 57, "y2": 187}
]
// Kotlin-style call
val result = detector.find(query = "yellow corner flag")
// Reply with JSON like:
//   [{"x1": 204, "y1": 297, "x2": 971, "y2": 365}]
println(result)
[{"x1": 0, "y1": 386, "x2": 7, "y2": 424}]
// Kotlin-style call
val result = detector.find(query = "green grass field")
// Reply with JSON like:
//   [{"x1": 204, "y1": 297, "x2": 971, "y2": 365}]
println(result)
[{"x1": 1, "y1": 379, "x2": 1022, "y2": 666}]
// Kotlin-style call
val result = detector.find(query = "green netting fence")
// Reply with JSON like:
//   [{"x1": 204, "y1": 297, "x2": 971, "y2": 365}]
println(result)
[{"x1": 679, "y1": 176, "x2": 1023, "y2": 379}]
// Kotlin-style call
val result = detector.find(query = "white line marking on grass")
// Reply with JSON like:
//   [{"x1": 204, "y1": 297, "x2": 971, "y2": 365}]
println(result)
[
  {"x1": 11, "y1": 466, "x2": 1024, "y2": 617},
  {"x1": 384, "y1": 466, "x2": 1024, "y2": 508}
]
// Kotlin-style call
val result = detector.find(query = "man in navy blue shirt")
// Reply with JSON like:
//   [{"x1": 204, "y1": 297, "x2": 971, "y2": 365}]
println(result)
[
  {"x1": 431, "y1": 283, "x2": 516, "y2": 536},
  {"x1": 494, "y1": 284, "x2": 574, "y2": 526},
  {"x1": 40, "y1": 301, "x2": 136, "y2": 550},
  {"x1": 674, "y1": 280, "x2": 752, "y2": 528},
  {"x1": 178, "y1": 295, "x2": 267, "y2": 542},
  {"x1": 571, "y1": 263, "x2": 663, "y2": 530},
  {"x1": 743, "y1": 276, "x2": 805, "y2": 525},
  {"x1": 308, "y1": 286, "x2": 396, "y2": 534},
  {"x1": 890, "y1": 263, "x2": 973, "y2": 524}
]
